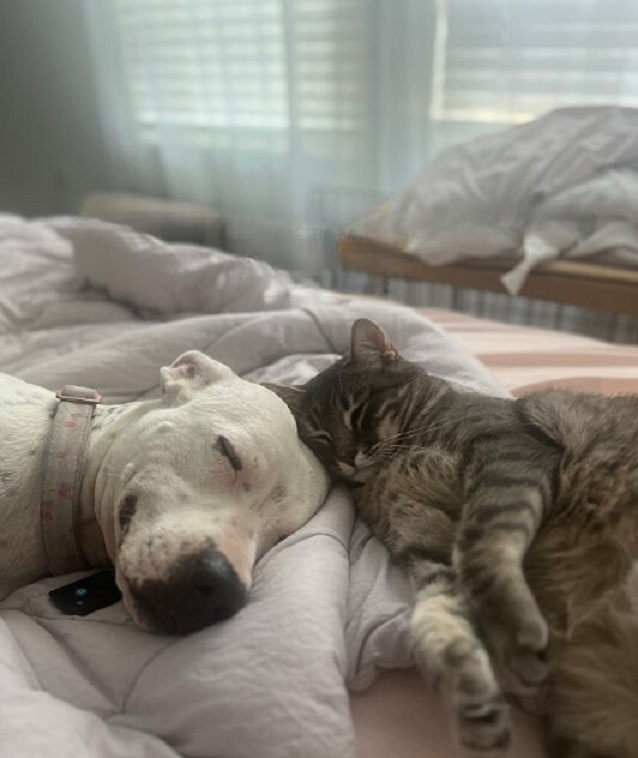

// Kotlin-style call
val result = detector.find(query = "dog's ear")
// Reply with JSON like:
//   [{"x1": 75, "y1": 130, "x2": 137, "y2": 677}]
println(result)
[
  {"x1": 161, "y1": 351, "x2": 225, "y2": 403},
  {"x1": 350, "y1": 318, "x2": 399, "y2": 366},
  {"x1": 262, "y1": 383, "x2": 306, "y2": 419}
]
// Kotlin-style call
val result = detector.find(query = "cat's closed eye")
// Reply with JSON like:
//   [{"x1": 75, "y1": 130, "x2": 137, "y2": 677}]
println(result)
[
  {"x1": 306, "y1": 427, "x2": 333, "y2": 446},
  {"x1": 344, "y1": 402, "x2": 366, "y2": 431}
]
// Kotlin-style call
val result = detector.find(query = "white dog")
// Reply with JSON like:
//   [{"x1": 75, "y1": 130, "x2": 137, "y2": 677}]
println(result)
[{"x1": 0, "y1": 351, "x2": 329, "y2": 634}]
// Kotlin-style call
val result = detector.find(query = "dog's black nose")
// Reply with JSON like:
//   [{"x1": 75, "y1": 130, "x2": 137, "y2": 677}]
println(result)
[
  {"x1": 134, "y1": 547, "x2": 248, "y2": 635},
  {"x1": 190, "y1": 549, "x2": 243, "y2": 606}
]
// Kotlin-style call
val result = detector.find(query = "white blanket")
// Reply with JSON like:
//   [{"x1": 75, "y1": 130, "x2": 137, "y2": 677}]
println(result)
[
  {"x1": 0, "y1": 215, "x2": 506, "y2": 758},
  {"x1": 354, "y1": 106, "x2": 638, "y2": 294}
]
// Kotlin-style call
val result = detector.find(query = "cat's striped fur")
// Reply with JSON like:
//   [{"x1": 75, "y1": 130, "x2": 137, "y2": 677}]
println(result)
[{"x1": 269, "y1": 318, "x2": 638, "y2": 758}]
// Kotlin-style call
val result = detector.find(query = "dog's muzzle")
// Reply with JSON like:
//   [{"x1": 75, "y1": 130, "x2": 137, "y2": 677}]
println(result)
[{"x1": 129, "y1": 548, "x2": 248, "y2": 635}]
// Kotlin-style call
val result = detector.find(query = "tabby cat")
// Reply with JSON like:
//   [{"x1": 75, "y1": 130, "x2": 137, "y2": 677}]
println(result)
[{"x1": 269, "y1": 318, "x2": 638, "y2": 758}]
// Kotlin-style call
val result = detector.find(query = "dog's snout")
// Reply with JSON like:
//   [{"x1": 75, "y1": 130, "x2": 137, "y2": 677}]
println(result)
[{"x1": 132, "y1": 547, "x2": 247, "y2": 635}]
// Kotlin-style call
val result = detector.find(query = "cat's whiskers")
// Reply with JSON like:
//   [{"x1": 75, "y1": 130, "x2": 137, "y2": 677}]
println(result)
[
  {"x1": 380, "y1": 417, "x2": 457, "y2": 445},
  {"x1": 381, "y1": 424, "x2": 432, "y2": 443}
]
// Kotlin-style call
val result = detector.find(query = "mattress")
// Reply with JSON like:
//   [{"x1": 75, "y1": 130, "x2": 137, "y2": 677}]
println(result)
[
  {"x1": 0, "y1": 215, "x2": 504, "y2": 758},
  {"x1": 2, "y1": 214, "x2": 637, "y2": 758}
]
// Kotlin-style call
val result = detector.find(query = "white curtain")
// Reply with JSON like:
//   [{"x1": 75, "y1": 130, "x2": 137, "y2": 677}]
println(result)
[
  {"x1": 428, "y1": 0, "x2": 638, "y2": 155},
  {"x1": 83, "y1": 0, "x2": 638, "y2": 276}
]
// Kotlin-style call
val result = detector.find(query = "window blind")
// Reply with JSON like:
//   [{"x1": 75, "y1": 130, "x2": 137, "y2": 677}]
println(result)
[
  {"x1": 432, "y1": 0, "x2": 638, "y2": 124},
  {"x1": 115, "y1": 0, "x2": 368, "y2": 150}
]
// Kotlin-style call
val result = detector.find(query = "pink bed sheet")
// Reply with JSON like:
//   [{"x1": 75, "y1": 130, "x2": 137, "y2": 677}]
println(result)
[
  {"x1": 352, "y1": 669, "x2": 546, "y2": 758},
  {"x1": 351, "y1": 308, "x2": 638, "y2": 758},
  {"x1": 424, "y1": 307, "x2": 638, "y2": 397}
]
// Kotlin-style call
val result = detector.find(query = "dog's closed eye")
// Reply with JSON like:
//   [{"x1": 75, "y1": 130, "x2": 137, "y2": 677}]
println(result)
[
  {"x1": 119, "y1": 494, "x2": 138, "y2": 533},
  {"x1": 216, "y1": 435, "x2": 243, "y2": 472}
]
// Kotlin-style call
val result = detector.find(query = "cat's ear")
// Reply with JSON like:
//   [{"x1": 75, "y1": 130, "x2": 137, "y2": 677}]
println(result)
[
  {"x1": 350, "y1": 319, "x2": 399, "y2": 366},
  {"x1": 262, "y1": 383, "x2": 306, "y2": 418}
]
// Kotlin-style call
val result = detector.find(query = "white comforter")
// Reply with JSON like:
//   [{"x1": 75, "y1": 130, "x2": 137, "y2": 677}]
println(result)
[
  {"x1": 0, "y1": 215, "x2": 505, "y2": 758},
  {"x1": 355, "y1": 106, "x2": 638, "y2": 294}
]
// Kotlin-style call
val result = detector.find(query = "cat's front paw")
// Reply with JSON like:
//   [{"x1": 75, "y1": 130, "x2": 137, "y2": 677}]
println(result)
[
  {"x1": 481, "y1": 600, "x2": 550, "y2": 694},
  {"x1": 457, "y1": 699, "x2": 511, "y2": 758},
  {"x1": 447, "y1": 646, "x2": 512, "y2": 757}
]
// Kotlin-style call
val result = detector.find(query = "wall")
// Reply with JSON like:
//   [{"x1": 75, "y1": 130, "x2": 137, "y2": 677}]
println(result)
[{"x1": 0, "y1": 0, "x2": 110, "y2": 216}]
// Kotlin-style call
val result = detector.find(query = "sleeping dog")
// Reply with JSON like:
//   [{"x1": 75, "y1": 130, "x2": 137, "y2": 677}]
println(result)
[{"x1": 0, "y1": 351, "x2": 329, "y2": 634}]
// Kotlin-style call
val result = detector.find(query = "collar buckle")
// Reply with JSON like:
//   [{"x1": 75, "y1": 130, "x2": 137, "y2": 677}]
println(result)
[{"x1": 56, "y1": 385, "x2": 103, "y2": 405}]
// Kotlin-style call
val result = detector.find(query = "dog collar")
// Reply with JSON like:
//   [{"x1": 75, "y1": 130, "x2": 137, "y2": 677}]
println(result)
[{"x1": 41, "y1": 385, "x2": 102, "y2": 575}]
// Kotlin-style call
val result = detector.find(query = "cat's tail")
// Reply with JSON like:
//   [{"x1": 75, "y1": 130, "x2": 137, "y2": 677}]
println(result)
[{"x1": 410, "y1": 563, "x2": 511, "y2": 757}]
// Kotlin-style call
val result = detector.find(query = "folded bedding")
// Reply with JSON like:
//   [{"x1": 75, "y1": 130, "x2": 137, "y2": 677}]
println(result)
[
  {"x1": 0, "y1": 214, "x2": 519, "y2": 758},
  {"x1": 354, "y1": 106, "x2": 638, "y2": 293}
]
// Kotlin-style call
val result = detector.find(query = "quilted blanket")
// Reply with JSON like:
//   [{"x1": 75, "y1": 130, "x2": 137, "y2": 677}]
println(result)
[{"x1": 0, "y1": 215, "x2": 506, "y2": 758}]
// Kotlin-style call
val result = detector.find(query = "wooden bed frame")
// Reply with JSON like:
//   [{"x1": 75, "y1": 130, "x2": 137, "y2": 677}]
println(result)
[{"x1": 339, "y1": 234, "x2": 638, "y2": 317}]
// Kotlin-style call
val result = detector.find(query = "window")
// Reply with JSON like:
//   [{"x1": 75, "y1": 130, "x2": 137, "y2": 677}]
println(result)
[
  {"x1": 115, "y1": 0, "x2": 369, "y2": 151},
  {"x1": 431, "y1": 0, "x2": 638, "y2": 125}
]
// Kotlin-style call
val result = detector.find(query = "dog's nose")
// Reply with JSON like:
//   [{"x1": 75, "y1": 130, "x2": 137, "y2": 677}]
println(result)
[
  {"x1": 190, "y1": 549, "x2": 244, "y2": 607},
  {"x1": 136, "y1": 547, "x2": 248, "y2": 635}
]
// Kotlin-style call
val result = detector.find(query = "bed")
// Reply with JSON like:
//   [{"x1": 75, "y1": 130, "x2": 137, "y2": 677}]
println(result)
[
  {"x1": 343, "y1": 107, "x2": 638, "y2": 324},
  {"x1": 1, "y1": 213, "x2": 638, "y2": 758},
  {"x1": 338, "y1": 233, "x2": 638, "y2": 318}
]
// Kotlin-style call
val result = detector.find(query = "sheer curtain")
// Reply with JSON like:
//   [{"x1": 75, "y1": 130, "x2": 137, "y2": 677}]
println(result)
[
  {"x1": 83, "y1": 0, "x2": 638, "y2": 276},
  {"x1": 427, "y1": 0, "x2": 638, "y2": 155}
]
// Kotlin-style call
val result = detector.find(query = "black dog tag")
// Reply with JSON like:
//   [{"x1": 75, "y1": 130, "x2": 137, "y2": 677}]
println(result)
[{"x1": 48, "y1": 570, "x2": 122, "y2": 616}]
